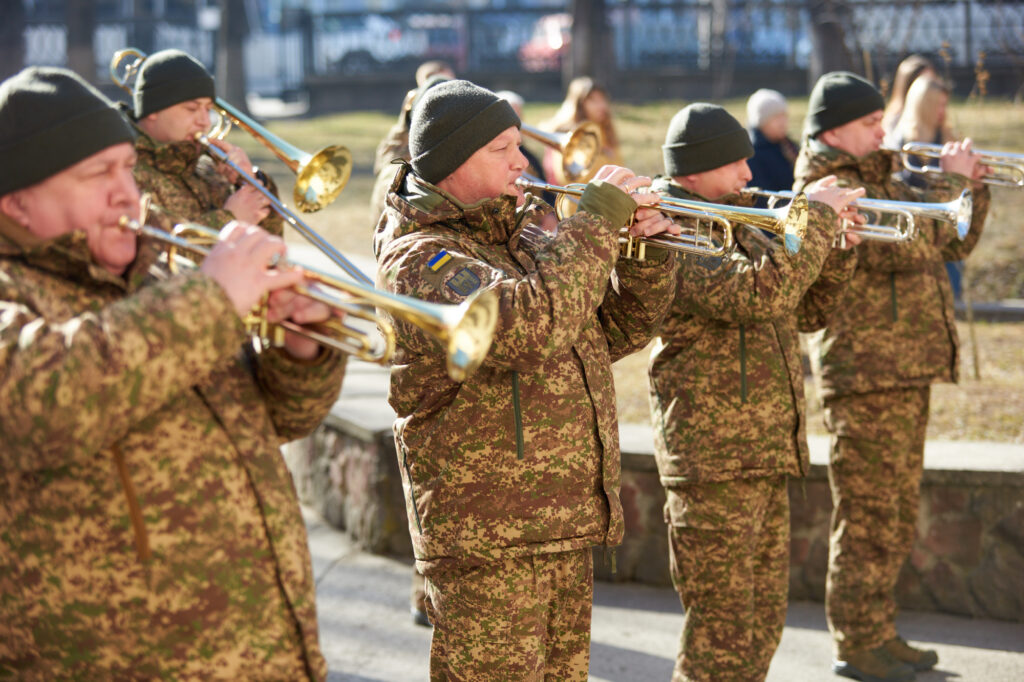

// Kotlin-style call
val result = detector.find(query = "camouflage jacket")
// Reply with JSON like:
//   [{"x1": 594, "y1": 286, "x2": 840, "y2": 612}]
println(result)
[
  {"x1": 374, "y1": 165, "x2": 677, "y2": 573},
  {"x1": 133, "y1": 131, "x2": 285, "y2": 236},
  {"x1": 0, "y1": 209, "x2": 344, "y2": 679},
  {"x1": 647, "y1": 178, "x2": 855, "y2": 485},
  {"x1": 793, "y1": 140, "x2": 990, "y2": 398}
]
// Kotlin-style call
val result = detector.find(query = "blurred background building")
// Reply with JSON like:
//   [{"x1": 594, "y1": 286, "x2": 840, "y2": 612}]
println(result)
[{"x1": 2, "y1": 1, "x2": 1022, "y2": 115}]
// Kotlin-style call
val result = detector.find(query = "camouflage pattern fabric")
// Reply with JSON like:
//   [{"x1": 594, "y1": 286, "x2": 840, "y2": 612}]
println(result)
[
  {"x1": 647, "y1": 179, "x2": 854, "y2": 681},
  {"x1": 665, "y1": 476, "x2": 790, "y2": 682},
  {"x1": 794, "y1": 140, "x2": 989, "y2": 659},
  {"x1": 0, "y1": 206, "x2": 344, "y2": 679},
  {"x1": 424, "y1": 549, "x2": 592, "y2": 681},
  {"x1": 375, "y1": 164, "x2": 676, "y2": 674},
  {"x1": 648, "y1": 178, "x2": 855, "y2": 486},
  {"x1": 793, "y1": 140, "x2": 990, "y2": 399},
  {"x1": 375, "y1": 165, "x2": 676, "y2": 573},
  {"x1": 824, "y1": 387, "x2": 930, "y2": 658},
  {"x1": 133, "y1": 131, "x2": 285, "y2": 236}
]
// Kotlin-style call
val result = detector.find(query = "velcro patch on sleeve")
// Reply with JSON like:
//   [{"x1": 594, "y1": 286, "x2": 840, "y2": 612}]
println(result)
[{"x1": 446, "y1": 267, "x2": 481, "y2": 296}]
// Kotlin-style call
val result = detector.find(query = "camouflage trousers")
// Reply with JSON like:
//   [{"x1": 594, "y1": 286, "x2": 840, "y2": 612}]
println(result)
[
  {"x1": 824, "y1": 387, "x2": 930, "y2": 657},
  {"x1": 665, "y1": 475, "x2": 790, "y2": 682},
  {"x1": 424, "y1": 549, "x2": 593, "y2": 681}
]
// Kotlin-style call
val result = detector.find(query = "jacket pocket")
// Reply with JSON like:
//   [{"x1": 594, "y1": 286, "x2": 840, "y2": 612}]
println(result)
[{"x1": 511, "y1": 371, "x2": 524, "y2": 460}]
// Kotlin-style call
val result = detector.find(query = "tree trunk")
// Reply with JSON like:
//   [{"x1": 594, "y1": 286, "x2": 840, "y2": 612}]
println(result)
[
  {"x1": 568, "y1": 0, "x2": 611, "y2": 87},
  {"x1": 0, "y1": 0, "x2": 25, "y2": 81},
  {"x1": 217, "y1": 0, "x2": 249, "y2": 113},
  {"x1": 66, "y1": 0, "x2": 95, "y2": 83},
  {"x1": 808, "y1": 0, "x2": 856, "y2": 86}
]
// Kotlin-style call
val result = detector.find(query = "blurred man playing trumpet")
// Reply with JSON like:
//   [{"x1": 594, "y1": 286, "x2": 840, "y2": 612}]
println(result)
[
  {"x1": 374, "y1": 79, "x2": 679, "y2": 680},
  {"x1": 0, "y1": 66, "x2": 345, "y2": 679},
  {"x1": 648, "y1": 103, "x2": 865, "y2": 682},
  {"x1": 127, "y1": 48, "x2": 281, "y2": 233},
  {"x1": 794, "y1": 71, "x2": 990, "y2": 682}
]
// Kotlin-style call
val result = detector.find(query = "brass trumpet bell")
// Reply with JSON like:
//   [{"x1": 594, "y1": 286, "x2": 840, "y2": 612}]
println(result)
[
  {"x1": 521, "y1": 122, "x2": 604, "y2": 183},
  {"x1": 110, "y1": 47, "x2": 352, "y2": 212},
  {"x1": 119, "y1": 218, "x2": 499, "y2": 381}
]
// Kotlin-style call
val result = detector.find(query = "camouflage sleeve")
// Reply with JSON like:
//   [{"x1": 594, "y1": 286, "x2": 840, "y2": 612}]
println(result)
[
  {"x1": 797, "y1": 246, "x2": 857, "y2": 332},
  {"x1": 378, "y1": 211, "x2": 620, "y2": 373},
  {"x1": 932, "y1": 178, "x2": 990, "y2": 262},
  {"x1": 254, "y1": 171, "x2": 286, "y2": 238},
  {"x1": 254, "y1": 346, "x2": 347, "y2": 443},
  {"x1": 0, "y1": 272, "x2": 247, "y2": 473},
  {"x1": 672, "y1": 202, "x2": 839, "y2": 326},
  {"x1": 598, "y1": 247, "x2": 678, "y2": 362}
]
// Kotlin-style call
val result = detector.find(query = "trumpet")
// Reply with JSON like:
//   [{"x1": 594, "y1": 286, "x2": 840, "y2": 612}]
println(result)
[
  {"x1": 110, "y1": 47, "x2": 352, "y2": 212},
  {"x1": 118, "y1": 218, "x2": 499, "y2": 382},
  {"x1": 744, "y1": 188, "x2": 973, "y2": 242},
  {"x1": 521, "y1": 122, "x2": 604, "y2": 183},
  {"x1": 517, "y1": 177, "x2": 808, "y2": 258},
  {"x1": 885, "y1": 141, "x2": 1024, "y2": 188}
]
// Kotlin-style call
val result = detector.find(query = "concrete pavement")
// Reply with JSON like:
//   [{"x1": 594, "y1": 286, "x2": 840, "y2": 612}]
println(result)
[{"x1": 306, "y1": 507, "x2": 1024, "y2": 682}]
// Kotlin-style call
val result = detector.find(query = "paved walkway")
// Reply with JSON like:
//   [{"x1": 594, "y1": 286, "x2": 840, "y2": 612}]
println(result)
[{"x1": 306, "y1": 507, "x2": 1024, "y2": 682}]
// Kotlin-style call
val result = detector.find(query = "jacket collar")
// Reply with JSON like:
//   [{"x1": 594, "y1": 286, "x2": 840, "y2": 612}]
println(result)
[
  {"x1": 134, "y1": 128, "x2": 203, "y2": 176},
  {"x1": 0, "y1": 210, "x2": 163, "y2": 292},
  {"x1": 797, "y1": 137, "x2": 894, "y2": 185}
]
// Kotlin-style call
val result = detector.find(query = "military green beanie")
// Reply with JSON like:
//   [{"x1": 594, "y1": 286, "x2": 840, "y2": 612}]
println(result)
[
  {"x1": 805, "y1": 71, "x2": 885, "y2": 139},
  {"x1": 0, "y1": 66, "x2": 134, "y2": 197},
  {"x1": 409, "y1": 79, "x2": 520, "y2": 185},
  {"x1": 133, "y1": 49, "x2": 215, "y2": 119},
  {"x1": 662, "y1": 103, "x2": 754, "y2": 177}
]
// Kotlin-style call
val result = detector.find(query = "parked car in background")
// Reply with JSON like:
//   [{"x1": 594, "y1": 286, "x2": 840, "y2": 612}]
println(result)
[{"x1": 518, "y1": 13, "x2": 571, "y2": 72}]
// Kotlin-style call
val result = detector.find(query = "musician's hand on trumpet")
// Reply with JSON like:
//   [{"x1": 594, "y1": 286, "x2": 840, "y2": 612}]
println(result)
[
  {"x1": 199, "y1": 221, "x2": 332, "y2": 359},
  {"x1": 592, "y1": 165, "x2": 681, "y2": 238},
  {"x1": 937, "y1": 138, "x2": 990, "y2": 185},
  {"x1": 804, "y1": 175, "x2": 867, "y2": 249}
]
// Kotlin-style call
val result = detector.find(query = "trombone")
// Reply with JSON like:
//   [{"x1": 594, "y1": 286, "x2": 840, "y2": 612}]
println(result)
[
  {"x1": 110, "y1": 47, "x2": 352, "y2": 212},
  {"x1": 885, "y1": 142, "x2": 1024, "y2": 188},
  {"x1": 517, "y1": 177, "x2": 808, "y2": 259},
  {"x1": 744, "y1": 188, "x2": 973, "y2": 242},
  {"x1": 521, "y1": 122, "x2": 605, "y2": 183},
  {"x1": 118, "y1": 218, "x2": 499, "y2": 382}
]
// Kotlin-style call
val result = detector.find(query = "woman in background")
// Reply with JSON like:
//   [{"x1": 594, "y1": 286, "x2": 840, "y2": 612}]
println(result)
[
  {"x1": 542, "y1": 76, "x2": 622, "y2": 182},
  {"x1": 881, "y1": 54, "x2": 937, "y2": 134}
]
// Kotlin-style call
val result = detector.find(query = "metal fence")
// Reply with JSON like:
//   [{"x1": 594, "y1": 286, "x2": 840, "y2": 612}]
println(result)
[{"x1": 15, "y1": 1, "x2": 1024, "y2": 96}]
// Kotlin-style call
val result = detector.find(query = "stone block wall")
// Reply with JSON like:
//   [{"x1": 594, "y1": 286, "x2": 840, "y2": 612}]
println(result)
[{"x1": 287, "y1": 415, "x2": 1024, "y2": 622}]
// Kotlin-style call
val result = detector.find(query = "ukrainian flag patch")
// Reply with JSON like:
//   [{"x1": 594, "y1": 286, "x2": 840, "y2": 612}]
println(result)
[{"x1": 428, "y1": 250, "x2": 452, "y2": 272}]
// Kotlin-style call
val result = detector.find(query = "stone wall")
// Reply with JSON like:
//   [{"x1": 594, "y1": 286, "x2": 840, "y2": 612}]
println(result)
[{"x1": 287, "y1": 414, "x2": 1024, "y2": 622}]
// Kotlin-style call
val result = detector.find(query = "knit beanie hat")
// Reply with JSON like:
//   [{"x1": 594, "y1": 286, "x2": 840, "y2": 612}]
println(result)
[
  {"x1": 0, "y1": 66, "x2": 135, "y2": 196},
  {"x1": 746, "y1": 88, "x2": 788, "y2": 129},
  {"x1": 133, "y1": 49, "x2": 215, "y2": 119},
  {"x1": 804, "y1": 71, "x2": 885, "y2": 139},
  {"x1": 409, "y1": 79, "x2": 520, "y2": 185},
  {"x1": 662, "y1": 103, "x2": 754, "y2": 177}
]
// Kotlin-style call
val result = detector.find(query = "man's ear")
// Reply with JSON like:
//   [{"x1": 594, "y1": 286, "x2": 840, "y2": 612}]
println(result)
[
  {"x1": 819, "y1": 130, "x2": 838, "y2": 148},
  {"x1": 0, "y1": 191, "x2": 29, "y2": 226}
]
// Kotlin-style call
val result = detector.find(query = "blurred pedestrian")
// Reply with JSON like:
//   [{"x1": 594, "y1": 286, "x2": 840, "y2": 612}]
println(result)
[
  {"x1": 541, "y1": 77, "x2": 622, "y2": 183},
  {"x1": 881, "y1": 54, "x2": 937, "y2": 135},
  {"x1": 886, "y1": 76, "x2": 963, "y2": 299},
  {"x1": 745, "y1": 88, "x2": 800, "y2": 200}
]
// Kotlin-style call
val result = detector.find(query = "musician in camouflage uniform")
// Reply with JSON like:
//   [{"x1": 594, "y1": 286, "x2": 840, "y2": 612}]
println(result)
[
  {"x1": 794, "y1": 72, "x2": 990, "y2": 682},
  {"x1": 0, "y1": 66, "x2": 345, "y2": 680},
  {"x1": 374, "y1": 79, "x2": 679, "y2": 680},
  {"x1": 648, "y1": 104, "x2": 864, "y2": 682},
  {"x1": 127, "y1": 49, "x2": 282, "y2": 235}
]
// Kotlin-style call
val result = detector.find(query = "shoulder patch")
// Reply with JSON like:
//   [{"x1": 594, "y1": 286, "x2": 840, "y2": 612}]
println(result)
[
  {"x1": 446, "y1": 267, "x2": 481, "y2": 296},
  {"x1": 427, "y1": 249, "x2": 453, "y2": 272}
]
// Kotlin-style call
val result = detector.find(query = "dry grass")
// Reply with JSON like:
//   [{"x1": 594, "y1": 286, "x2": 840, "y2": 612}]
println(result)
[{"x1": 231, "y1": 97, "x2": 1023, "y2": 442}]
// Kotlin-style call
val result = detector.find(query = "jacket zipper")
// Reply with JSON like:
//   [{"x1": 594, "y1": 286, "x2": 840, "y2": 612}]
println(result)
[
  {"x1": 401, "y1": 444, "x2": 424, "y2": 534},
  {"x1": 512, "y1": 372, "x2": 524, "y2": 459},
  {"x1": 890, "y1": 273, "x2": 899, "y2": 321},
  {"x1": 739, "y1": 324, "x2": 748, "y2": 403}
]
